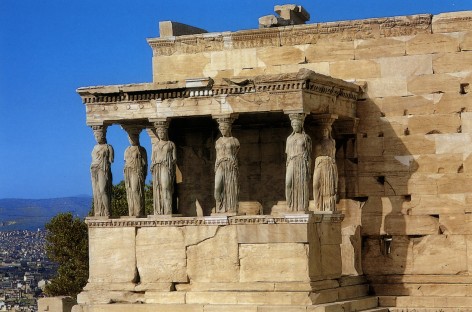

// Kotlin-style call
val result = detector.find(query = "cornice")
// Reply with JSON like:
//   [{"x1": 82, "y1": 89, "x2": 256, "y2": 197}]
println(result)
[
  {"x1": 147, "y1": 14, "x2": 432, "y2": 56},
  {"x1": 78, "y1": 69, "x2": 361, "y2": 105}
]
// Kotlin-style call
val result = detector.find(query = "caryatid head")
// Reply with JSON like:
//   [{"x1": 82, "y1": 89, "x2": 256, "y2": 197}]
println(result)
[
  {"x1": 289, "y1": 113, "x2": 306, "y2": 134},
  {"x1": 217, "y1": 117, "x2": 234, "y2": 137},
  {"x1": 314, "y1": 115, "x2": 337, "y2": 140},
  {"x1": 154, "y1": 120, "x2": 169, "y2": 141},
  {"x1": 321, "y1": 126, "x2": 331, "y2": 139},
  {"x1": 92, "y1": 125, "x2": 107, "y2": 144}
]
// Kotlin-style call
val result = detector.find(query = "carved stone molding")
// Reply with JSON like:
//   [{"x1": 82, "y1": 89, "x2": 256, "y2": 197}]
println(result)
[
  {"x1": 147, "y1": 14, "x2": 432, "y2": 55},
  {"x1": 85, "y1": 212, "x2": 344, "y2": 228},
  {"x1": 150, "y1": 118, "x2": 170, "y2": 128},
  {"x1": 121, "y1": 124, "x2": 144, "y2": 136},
  {"x1": 212, "y1": 113, "x2": 239, "y2": 124},
  {"x1": 312, "y1": 211, "x2": 344, "y2": 222},
  {"x1": 79, "y1": 70, "x2": 360, "y2": 105},
  {"x1": 312, "y1": 114, "x2": 338, "y2": 127},
  {"x1": 305, "y1": 81, "x2": 358, "y2": 101},
  {"x1": 78, "y1": 69, "x2": 360, "y2": 126}
]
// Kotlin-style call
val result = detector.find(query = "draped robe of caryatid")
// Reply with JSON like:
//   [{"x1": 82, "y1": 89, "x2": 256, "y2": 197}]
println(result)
[
  {"x1": 151, "y1": 140, "x2": 176, "y2": 215},
  {"x1": 124, "y1": 145, "x2": 147, "y2": 216},
  {"x1": 313, "y1": 136, "x2": 338, "y2": 211},
  {"x1": 214, "y1": 136, "x2": 240, "y2": 213},
  {"x1": 91, "y1": 143, "x2": 114, "y2": 216},
  {"x1": 285, "y1": 132, "x2": 312, "y2": 211}
]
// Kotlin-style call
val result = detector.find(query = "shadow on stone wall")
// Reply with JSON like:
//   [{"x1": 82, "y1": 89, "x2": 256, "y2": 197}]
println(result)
[
  {"x1": 170, "y1": 112, "x2": 291, "y2": 216},
  {"x1": 356, "y1": 96, "x2": 418, "y2": 297}
]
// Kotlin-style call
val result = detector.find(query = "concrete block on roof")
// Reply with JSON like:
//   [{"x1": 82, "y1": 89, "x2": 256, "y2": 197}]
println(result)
[
  {"x1": 275, "y1": 4, "x2": 310, "y2": 23},
  {"x1": 159, "y1": 21, "x2": 207, "y2": 37},
  {"x1": 259, "y1": 4, "x2": 310, "y2": 28}
]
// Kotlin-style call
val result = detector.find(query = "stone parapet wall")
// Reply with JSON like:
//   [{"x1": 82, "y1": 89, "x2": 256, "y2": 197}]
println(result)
[
  {"x1": 38, "y1": 297, "x2": 76, "y2": 312},
  {"x1": 148, "y1": 14, "x2": 432, "y2": 57},
  {"x1": 148, "y1": 12, "x2": 472, "y2": 84},
  {"x1": 77, "y1": 213, "x2": 363, "y2": 307}
]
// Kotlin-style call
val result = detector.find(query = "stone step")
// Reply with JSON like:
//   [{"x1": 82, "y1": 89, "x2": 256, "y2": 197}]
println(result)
[
  {"x1": 371, "y1": 282, "x2": 472, "y2": 296},
  {"x1": 379, "y1": 296, "x2": 472, "y2": 309},
  {"x1": 310, "y1": 296, "x2": 379, "y2": 311},
  {"x1": 78, "y1": 283, "x2": 370, "y2": 306},
  {"x1": 72, "y1": 296, "x2": 380, "y2": 312},
  {"x1": 388, "y1": 309, "x2": 472, "y2": 312}
]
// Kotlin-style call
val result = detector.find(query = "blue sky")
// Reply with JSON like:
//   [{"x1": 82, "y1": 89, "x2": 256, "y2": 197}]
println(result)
[{"x1": 1, "y1": 0, "x2": 471, "y2": 199}]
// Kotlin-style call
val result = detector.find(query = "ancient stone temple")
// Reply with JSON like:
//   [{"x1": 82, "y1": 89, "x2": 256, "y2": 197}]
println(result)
[{"x1": 39, "y1": 4, "x2": 472, "y2": 312}]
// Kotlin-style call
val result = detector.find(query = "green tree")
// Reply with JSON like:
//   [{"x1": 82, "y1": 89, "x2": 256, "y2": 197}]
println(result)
[
  {"x1": 144, "y1": 182, "x2": 153, "y2": 215},
  {"x1": 44, "y1": 212, "x2": 88, "y2": 297},
  {"x1": 110, "y1": 180, "x2": 128, "y2": 217},
  {"x1": 110, "y1": 180, "x2": 153, "y2": 217},
  {"x1": 46, "y1": 181, "x2": 153, "y2": 297}
]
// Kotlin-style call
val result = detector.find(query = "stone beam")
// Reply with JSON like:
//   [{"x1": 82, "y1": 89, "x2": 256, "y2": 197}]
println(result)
[{"x1": 77, "y1": 69, "x2": 360, "y2": 126}]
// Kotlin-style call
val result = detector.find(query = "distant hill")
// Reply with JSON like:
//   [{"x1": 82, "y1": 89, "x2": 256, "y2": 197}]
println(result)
[{"x1": 0, "y1": 196, "x2": 92, "y2": 231}]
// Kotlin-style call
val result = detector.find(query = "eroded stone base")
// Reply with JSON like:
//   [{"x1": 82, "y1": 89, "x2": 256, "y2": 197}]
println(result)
[
  {"x1": 74, "y1": 212, "x2": 376, "y2": 312},
  {"x1": 78, "y1": 279, "x2": 368, "y2": 305},
  {"x1": 79, "y1": 213, "x2": 361, "y2": 309}
]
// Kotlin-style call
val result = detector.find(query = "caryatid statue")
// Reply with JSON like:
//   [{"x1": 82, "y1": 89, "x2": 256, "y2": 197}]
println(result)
[
  {"x1": 214, "y1": 116, "x2": 240, "y2": 213},
  {"x1": 285, "y1": 113, "x2": 312, "y2": 212},
  {"x1": 313, "y1": 119, "x2": 338, "y2": 212},
  {"x1": 90, "y1": 125, "x2": 114, "y2": 217},
  {"x1": 123, "y1": 126, "x2": 148, "y2": 217},
  {"x1": 151, "y1": 120, "x2": 176, "y2": 215}
]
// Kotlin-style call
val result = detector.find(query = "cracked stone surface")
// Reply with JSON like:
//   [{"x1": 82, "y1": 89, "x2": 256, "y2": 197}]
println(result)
[
  {"x1": 187, "y1": 226, "x2": 239, "y2": 282},
  {"x1": 136, "y1": 227, "x2": 187, "y2": 284}
]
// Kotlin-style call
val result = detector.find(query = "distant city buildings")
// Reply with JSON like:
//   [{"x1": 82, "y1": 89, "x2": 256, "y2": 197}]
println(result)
[{"x1": 0, "y1": 230, "x2": 57, "y2": 312}]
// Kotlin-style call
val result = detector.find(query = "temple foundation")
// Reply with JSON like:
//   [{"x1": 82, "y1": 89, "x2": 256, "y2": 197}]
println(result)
[{"x1": 72, "y1": 212, "x2": 371, "y2": 310}]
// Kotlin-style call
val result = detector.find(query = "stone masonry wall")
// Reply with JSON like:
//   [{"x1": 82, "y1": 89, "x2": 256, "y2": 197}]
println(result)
[
  {"x1": 169, "y1": 115, "x2": 333, "y2": 216},
  {"x1": 80, "y1": 218, "x2": 354, "y2": 307},
  {"x1": 149, "y1": 11, "x2": 472, "y2": 302},
  {"x1": 169, "y1": 115, "x2": 290, "y2": 216}
]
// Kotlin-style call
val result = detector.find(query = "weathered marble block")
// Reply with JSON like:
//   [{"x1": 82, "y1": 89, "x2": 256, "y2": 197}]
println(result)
[
  {"x1": 87, "y1": 226, "x2": 137, "y2": 286},
  {"x1": 136, "y1": 227, "x2": 187, "y2": 284},
  {"x1": 38, "y1": 297, "x2": 76, "y2": 312},
  {"x1": 186, "y1": 225, "x2": 240, "y2": 283},
  {"x1": 240, "y1": 243, "x2": 310, "y2": 282},
  {"x1": 80, "y1": 213, "x2": 344, "y2": 306}
]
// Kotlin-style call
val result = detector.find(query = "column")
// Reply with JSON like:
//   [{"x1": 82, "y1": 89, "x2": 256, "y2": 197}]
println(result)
[
  {"x1": 90, "y1": 124, "x2": 114, "y2": 217},
  {"x1": 122, "y1": 125, "x2": 148, "y2": 217},
  {"x1": 148, "y1": 118, "x2": 177, "y2": 216},
  {"x1": 312, "y1": 114, "x2": 338, "y2": 212},
  {"x1": 212, "y1": 114, "x2": 240, "y2": 214},
  {"x1": 284, "y1": 112, "x2": 312, "y2": 212}
]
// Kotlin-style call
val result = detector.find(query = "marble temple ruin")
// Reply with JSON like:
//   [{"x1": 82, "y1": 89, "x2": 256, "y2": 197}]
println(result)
[{"x1": 39, "y1": 4, "x2": 472, "y2": 312}]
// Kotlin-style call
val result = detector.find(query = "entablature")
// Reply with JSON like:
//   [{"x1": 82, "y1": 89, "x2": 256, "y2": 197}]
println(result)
[{"x1": 77, "y1": 69, "x2": 361, "y2": 127}]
